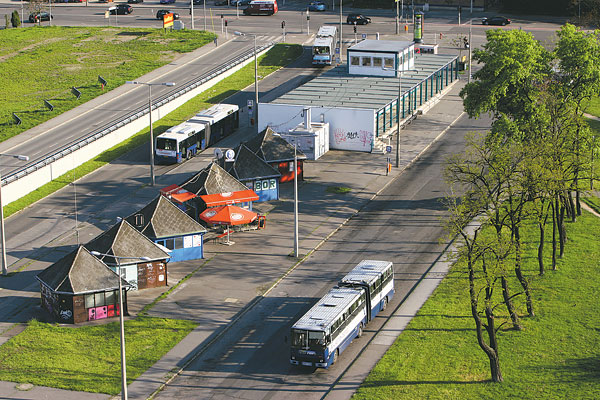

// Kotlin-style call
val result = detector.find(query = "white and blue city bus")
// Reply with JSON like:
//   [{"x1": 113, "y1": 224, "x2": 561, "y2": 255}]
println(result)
[
  {"x1": 289, "y1": 259, "x2": 394, "y2": 369},
  {"x1": 155, "y1": 103, "x2": 239, "y2": 164},
  {"x1": 290, "y1": 287, "x2": 367, "y2": 368},
  {"x1": 339, "y1": 259, "x2": 395, "y2": 322}
]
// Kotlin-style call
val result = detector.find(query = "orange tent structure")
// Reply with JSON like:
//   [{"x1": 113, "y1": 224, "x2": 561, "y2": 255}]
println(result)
[{"x1": 198, "y1": 205, "x2": 258, "y2": 244}]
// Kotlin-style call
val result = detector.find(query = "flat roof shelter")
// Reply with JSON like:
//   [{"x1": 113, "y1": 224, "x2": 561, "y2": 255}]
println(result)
[{"x1": 259, "y1": 51, "x2": 459, "y2": 153}]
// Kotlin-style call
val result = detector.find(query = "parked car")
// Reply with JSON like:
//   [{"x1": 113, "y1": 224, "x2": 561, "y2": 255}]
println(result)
[
  {"x1": 156, "y1": 9, "x2": 180, "y2": 19},
  {"x1": 481, "y1": 16, "x2": 511, "y2": 26},
  {"x1": 128, "y1": 0, "x2": 143, "y2": 3},
  {"x1": 160, "y1": 0, "x2": 176, "y2": 4},
  {"x1": 308, "y1": 1, "x2": 326, "y2": 11},
  {"x1": 230, "y1": 0, "x2": 251, "y2": 6},
  {"x1": 214, "y1": 0, "x2": 229, "y2": 5},
  {"x1": 347, "y1": 13, "x2": 370, "y2": 25},
  {"x1": 28, "y1": 12, "x2": 53, "y2": 22}
]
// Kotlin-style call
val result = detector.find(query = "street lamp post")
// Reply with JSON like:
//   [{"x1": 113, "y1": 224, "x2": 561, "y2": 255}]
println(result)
[
  {"x1": 0, "y1": 153, "x2": 29, "y2": 276},
  {"x1": 382, "y1": 66, "x2": 418, "y2": 168},
  {"x1": 125, "y1": 81, "x2": 175, "y2": 186},
  {"x1": 90, "y1": 251, "x2": 150, "y2": 400},
  {"x1": 339, "y1": 0, "x2": 343, "y2": 63},
  {"x1": 234, "y1": 32, "x2": 259, "y2": 133}
]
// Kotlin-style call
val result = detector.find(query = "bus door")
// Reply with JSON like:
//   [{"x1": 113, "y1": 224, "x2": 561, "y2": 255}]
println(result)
[{"x1": 203, "y1": 122, "x2": 211, "y2": 148}]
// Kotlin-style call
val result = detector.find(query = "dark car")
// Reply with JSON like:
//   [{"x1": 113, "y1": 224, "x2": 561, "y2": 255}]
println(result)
[
  {"x1": 347, "y1": 13, "x2": 371, "y2": 25},
  {"x1": 160, "y1": 0, "x2": 176, "y2": 4},
  {"x1": 214, "y1": 0, "x2": 229, "y2": 5},
  {"x1": 481, "y1": 16, "x2": 511, "y2": 26},
  {"x1": 28, "y1": 12, "x2": 53, "y2": 22},
  {"x1": 156, "y1": 9, "x2": 180, "y2": 19},
  {"x1": 128, "y1": 0, "x2": 143, "y2": 3},
  {"x1": 230, "y1": 0, "x2": 251, "y2": 6},
  {"x1": 109, "y1": 4, "x2": 133, "y2": 14}
]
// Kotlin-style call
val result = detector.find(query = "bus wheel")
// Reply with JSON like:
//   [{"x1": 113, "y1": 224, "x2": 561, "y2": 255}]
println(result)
[
  {"x1": 332, "y1": 349, "x2": 339, "y2": 365},
  {"x1": 357, "y1": 323, "x2": 363, "y2": 338},
  {"x1": 382, "y1": 297, "x2": 388, "y2": 311}
]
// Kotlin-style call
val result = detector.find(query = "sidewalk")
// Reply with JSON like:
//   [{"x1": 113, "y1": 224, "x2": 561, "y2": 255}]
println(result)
[{"x1": 0, "y1": 38, "x2": 467, "y2": 400}]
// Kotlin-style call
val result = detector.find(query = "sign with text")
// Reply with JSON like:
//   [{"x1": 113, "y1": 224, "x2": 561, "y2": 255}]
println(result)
[{"x1": 163, "y1": 13, "x2": 174, "y2": 28}]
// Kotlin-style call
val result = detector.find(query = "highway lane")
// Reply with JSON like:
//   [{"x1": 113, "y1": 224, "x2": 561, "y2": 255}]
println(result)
[
  {"x1": 153, "y1": 111, "x2": 493, "y2": 400},
  {"x1": 0, "y1": 35, "x2": 267, "y2": 178}
]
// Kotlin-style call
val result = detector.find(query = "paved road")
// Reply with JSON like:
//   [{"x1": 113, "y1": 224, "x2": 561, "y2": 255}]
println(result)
[{"x1": 150, "y1": 83, "x2": 492, "y2": 399}]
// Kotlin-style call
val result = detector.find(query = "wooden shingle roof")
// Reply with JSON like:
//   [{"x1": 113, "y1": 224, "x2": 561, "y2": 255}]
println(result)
[
  {"x1": 245, "y1": 127, "x2": 307, "y2": 163},
  {"x1": 84, "y1": 220, "x2": 170, "y2": 266},
  {"x1": 126, "y1": 196, "x2": 207, "y2": 239},
  {"x1": 36, "y1": 246, "x2": 129, "y2": 295},
  {"x1": 180, "y1": 162, "x2": 248, "y2": 196}
]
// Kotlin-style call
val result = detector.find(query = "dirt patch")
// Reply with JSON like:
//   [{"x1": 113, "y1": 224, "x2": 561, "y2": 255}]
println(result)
[{"x1": 0, "y1": 37, "x2": 66, "y2": 63}]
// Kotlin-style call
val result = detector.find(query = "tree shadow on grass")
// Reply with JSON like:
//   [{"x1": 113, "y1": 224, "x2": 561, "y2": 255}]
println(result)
[
  {"x1": 360, "y1": 378, "x2": 489, "y2": 387},
  {"x1": 541, "y1": 356, "x2": 600, "y2": 382}
]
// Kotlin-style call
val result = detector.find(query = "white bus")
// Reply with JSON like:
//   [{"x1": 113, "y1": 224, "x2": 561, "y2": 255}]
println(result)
[
  {"x1": 339, "y1": 260, "x2": 395, "y2": 321},
  {"x1": 289, "y1": 260, "x2": 394, "y2": 368},
  {"x1": 155, "y1": 103, "x2": 239, "y2": 164},
  {"x1": 312, "y1": 26, "x2": 337, "y2": 65}
]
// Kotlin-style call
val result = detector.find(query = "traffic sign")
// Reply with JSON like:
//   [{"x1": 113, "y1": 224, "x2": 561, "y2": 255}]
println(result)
[
  {"x1": 247, "y1": 100, "x2": 253, "y2": 108},
  {"x1": 362, "y1": 33, "x2": 367, "y2": 39},
  {"x1": 335, "y1": 47, "x2": 340, "y2": 54},
  {"x1": 386, "y1": 145, "x2": 392, "y2": 154}
]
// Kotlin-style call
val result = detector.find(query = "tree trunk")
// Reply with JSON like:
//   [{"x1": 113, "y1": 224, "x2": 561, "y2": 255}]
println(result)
[
  {"x1": 514, "y1": 226, "x2": 534, "y2": 317},
  {"x1": 468, "y1": 256, "x2": 503, "y2": 383},
  {"x1": 484, "y1": 305, "x2": 504, "y2": 383},
  {"x1": 568, "y1": 191, "x2": 576, "y2": 222},
  {"x1": 538, "y1": 221, "x2": 545, "y2": 276},
  {"x1": 559, "y1": 204, "x2": 566, "y2": 258},
  {"x1": 552, "y1": 200, "x2": 557, "y2": 270},
  {"x1": 576, "y1": 188, "x2": 581, "y2": 216},
  {"x1": 501, "y1": 276, "x2": 522, "y2": 330}
]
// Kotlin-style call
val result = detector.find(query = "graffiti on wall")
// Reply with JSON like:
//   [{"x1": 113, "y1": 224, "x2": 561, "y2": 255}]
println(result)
[
  {"x1": 59, "y1": 309, "x2": 73, "y2": 320},
  {"x1": 332, "y1": 129, "x2": 373, "y2": 150}
]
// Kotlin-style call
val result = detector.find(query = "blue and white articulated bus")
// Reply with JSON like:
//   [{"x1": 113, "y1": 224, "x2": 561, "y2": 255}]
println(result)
[
  {"x1": 155, "y1": 103, "x2": 239, "y2": 164},
  {"x1": 339, "y1": 259, "x2": 395, "y2": 322},
  {"x1": 290, "y1": 260, "x2": 394, "y2": 369}
]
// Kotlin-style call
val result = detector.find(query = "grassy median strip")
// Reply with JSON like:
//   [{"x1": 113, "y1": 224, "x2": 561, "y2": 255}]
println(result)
[
  {"x1": 4, "y1": 43, "x2": 303, "y2": 217},
  {"x1": 0, "y1": 317, "x2": 196, "y2": 395},
  {"x1": 0, "y1": 26, "x2": 215, "y2": 141},
  {"x1": 354, "y1": 211, "x2": 600, "y2": 399}
]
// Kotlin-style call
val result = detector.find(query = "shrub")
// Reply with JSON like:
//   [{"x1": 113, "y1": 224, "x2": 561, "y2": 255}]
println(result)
[{"x1": 11, "y1": 10, "x2": 20, "y2": 28}]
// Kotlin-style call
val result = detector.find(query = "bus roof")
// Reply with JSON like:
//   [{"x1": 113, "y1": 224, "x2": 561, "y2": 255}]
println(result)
[
  {"x1": 192, "y1": 103, "x2": 239, "y2": 124},
  {"x1": 158, "y1": 120, "x2": 206, "y2": 141},
  {"x1": 317, "y1": 26, "x2": 337, "y2": 37},
  {"x1": 314, "y1": 36, "x2": 335, "y2": 47},
  {"x1": 340, "y1": 260, "x2": 393, "y2": 287},
  {"x1": 291, "y1": 287, "x2": 363, "y2": 332}
]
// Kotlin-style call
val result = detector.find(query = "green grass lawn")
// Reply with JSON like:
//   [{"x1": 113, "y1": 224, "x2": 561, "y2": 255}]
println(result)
[
  {"x1": 0, "y1": 317, "x2": 196, "y2": 394},
  {"x1": 354, "y1": 211, "x2": 600, "y2": 399},
  {"x1": 3, "y1": 43, "x2": 303, "y2": 218},
  {"x1": 584, "y1": 96, "x2": 600, "y2": 117},
  {"x1": 0, "y1": 26, "x2": 215, "y2": 142}
]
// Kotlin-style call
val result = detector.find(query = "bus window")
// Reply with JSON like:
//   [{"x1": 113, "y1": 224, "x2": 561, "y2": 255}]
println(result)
[
  {"x1": 291, "y1": 329, "x2": 307, "y2": 347},
  {"x1": 157, "y1": 138, "x2": 177, "y2": 151},
  {"x1": 308, "y1": 331, "x2": 325, "y2": 346}
]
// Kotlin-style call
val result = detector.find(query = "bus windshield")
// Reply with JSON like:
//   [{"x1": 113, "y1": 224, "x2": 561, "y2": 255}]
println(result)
[
  {"x1": 313, "y1": 46, "x2": 330, "y2": 55},
  {"x1": 156, "y1": 138, "x2": 177, "y2": 151},
  {"x1": 291, "y1": 329, "x2": 326, "y2": 349}
]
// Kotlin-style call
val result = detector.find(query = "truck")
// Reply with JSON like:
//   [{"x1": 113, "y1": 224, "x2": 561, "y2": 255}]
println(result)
[
  {"x1": 312, "y1": 26, "x2": 337, "y2": 65},
  {"x1": 242, "y1": 0, "x2": 278, "y2": 15}
]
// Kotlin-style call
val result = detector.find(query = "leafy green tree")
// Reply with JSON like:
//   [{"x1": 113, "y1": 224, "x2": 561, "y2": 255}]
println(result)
[
  {"x1": 460, "y1": 29, "x2": 552, "y2": 143},
  {"x1": 444, "y1": 192, "x2": 504, "y2": 383},
  {"x1": 11, "y1": 10, "x2": 20, "y2": 28}
]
